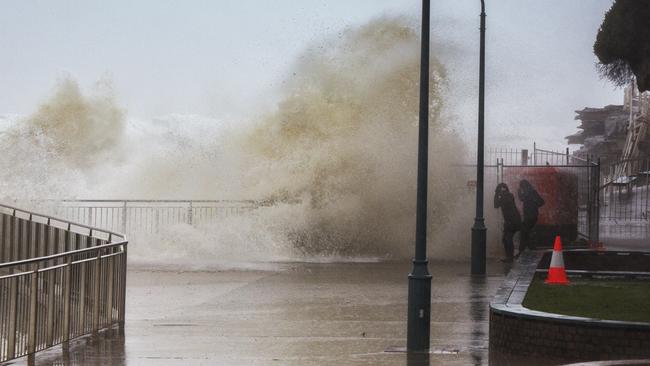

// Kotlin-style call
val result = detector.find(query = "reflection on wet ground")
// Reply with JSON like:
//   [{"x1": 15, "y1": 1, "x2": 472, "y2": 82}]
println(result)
[{"x1": 9, "y1": 260, "x2": 519, "y2": 366}]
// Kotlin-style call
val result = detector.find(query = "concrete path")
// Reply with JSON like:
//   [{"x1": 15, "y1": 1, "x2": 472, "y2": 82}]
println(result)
[
  {"x1": 7, "y1": 260, "x2": 511, "y2": 366},
  {"x1": 603, "y1": 238, "x2": 650, "y2": 252}
]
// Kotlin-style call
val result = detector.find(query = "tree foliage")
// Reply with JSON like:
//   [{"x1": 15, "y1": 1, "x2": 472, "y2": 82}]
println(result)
[{"x1": 594, "y1": 0, "x2": 650, "y2": 92}]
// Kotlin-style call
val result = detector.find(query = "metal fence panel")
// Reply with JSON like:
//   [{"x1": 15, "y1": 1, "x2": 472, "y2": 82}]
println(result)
[
  {"x1": 0, "y1": 204, "x2": 127, "y2": 363},
  {"x1": 52, "y1": 200, "x2": 256, "y2": 237}
]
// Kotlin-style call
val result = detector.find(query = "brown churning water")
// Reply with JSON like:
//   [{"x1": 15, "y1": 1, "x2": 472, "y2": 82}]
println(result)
[{"x1": 0, "y1": 17, "x2": 494, "y2": 265}]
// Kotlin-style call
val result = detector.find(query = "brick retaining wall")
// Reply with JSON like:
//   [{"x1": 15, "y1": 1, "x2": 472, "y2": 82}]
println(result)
[
  {"x1": 490, "y1": 310, "x2": 650, "y2": 362},
  {"x1": 489, "y1": 250, "x2": 650, "y2": 364}
]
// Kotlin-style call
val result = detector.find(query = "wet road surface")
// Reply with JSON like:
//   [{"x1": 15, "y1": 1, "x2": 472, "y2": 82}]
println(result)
[{"x1": 8, "y1": 260, "x2": 514, "y2": 365}]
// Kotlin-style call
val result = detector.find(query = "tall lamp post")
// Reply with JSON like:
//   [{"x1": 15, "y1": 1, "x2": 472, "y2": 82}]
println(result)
[
  {"x1": 471, "y1": 0, "x2": 487, "y2": 275},
  {"x1": 407, "y1": 0, "x2": 432, "y2": 352}
]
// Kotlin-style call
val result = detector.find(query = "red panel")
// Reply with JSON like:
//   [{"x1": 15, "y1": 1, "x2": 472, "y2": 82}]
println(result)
[{"x1": 503, "y1": 167, "x2": 578, "y2": 226}]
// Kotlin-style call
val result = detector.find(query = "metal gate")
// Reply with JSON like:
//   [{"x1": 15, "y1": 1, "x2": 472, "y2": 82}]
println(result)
[{"x1": 599, "y1": 156, "x2": 650, "y2": 239}]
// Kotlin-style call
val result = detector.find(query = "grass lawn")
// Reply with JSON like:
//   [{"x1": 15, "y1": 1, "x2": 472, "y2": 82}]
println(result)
[{"x1": 523, "y1": 276, "x2": 650, "y2": 323}]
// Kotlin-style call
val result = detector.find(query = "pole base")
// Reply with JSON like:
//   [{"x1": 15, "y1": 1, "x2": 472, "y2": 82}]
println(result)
[
  {"x1": 407, "y1": 260, "x2": 432, "y2": 352},
  {"x1": 471, "y1": 222, "x2": 487, "y2": 275}
]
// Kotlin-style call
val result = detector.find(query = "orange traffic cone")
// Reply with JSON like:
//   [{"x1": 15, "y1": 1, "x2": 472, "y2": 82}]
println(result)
[{"x1": 545, "y1": 236, "x2": 569, "y2": 285}]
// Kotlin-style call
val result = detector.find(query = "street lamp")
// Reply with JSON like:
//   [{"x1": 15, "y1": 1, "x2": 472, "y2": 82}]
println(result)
[
  {"x1": 407, "y1": 0, "x2": 432, "y2": 352},
  {"x1": 471, "y1": 0, "x2": 487, "y2": 275}
]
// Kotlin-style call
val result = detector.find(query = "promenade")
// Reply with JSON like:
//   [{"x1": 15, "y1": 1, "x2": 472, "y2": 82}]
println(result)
[{"x1": 11, "y1": 260, "x2": 508, "y2": 366}]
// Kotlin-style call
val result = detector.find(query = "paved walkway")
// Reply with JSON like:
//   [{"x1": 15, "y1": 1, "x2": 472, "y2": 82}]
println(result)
[
  {"x1": 603, "y1": 238, "x2": 650, "y2": 252},
  {"x1": 8, "y1": 260, "x2": 510, "y2": 366}
]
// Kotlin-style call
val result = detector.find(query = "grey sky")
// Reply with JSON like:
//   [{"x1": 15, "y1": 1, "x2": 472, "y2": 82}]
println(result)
[{"x1": 0, "y1": 0, "x2": 618, "y2": 148}]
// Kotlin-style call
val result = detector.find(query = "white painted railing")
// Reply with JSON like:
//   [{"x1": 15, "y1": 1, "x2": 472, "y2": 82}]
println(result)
[{"x1": 52, "y1": 200, "x2": 257, "y2": 236}]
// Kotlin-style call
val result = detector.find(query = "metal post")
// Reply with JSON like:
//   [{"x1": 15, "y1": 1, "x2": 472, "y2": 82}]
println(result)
[
  {"x1": 7, "y1": 277, "x2": 18, "y2": 359},
  {"x1": 521, "y1": 149, "x2": 528, "y2": 166},
  {"x1": 471, "y1": 0, "x2": 487, "y2": 275},
  {"x1": 586, "y1": 155, "x2": 593, "y2": 237},
  {"x1": 155, "y1": 209, "x2": 160, "y2": 234},
  {"x1": 65, "y1": 227, "x2": 72, "y2": 252},
  {"x1": 0, "y1": 215, "x2": 5, "y2": 263},
  {"x1": 118, "y1": 244, "x2": 127, "y2": 329},
  {"x1": 46, "y1": 269, "x2": 56, "y2": 346},
  {"x1": 121, "y1": 201, "x2": 128, "y2": 234},
  {"x1": 593, "y1": 158, "x2": 601, "y2": 242},
  {"x1": 11, "y1": 216, "x2": 17, "y2": 261},
  {"x1": 566, "y1": 147, "x2": 570, "y2": 165},
  {"x1": 106, "y1": 256, "x2": 114, "y2": 324},
  {"x1": 407, "y1": 0, "x2": 432, "y2": 352},
  {"x1": 28, "y1": 269, "x2": 39, "y2": 355},
  {"x1": 27, "y1": 215, "x2": 33, "y2": 259},
  {"x1": 93, "y1": 251, "x2": 101, "y2": 333},
  {"x1": 63, "y1": 258, "x2": 72, "y2": 342},
  {"x1": 78, "y1": 262, "x2": 86, "y2": 334},
  {"x1": 17, "y1": 217, "x2": 23, "y2": 261},
  {"x1": 497, "y1": 158, "x2": 503, "y2": 183}
]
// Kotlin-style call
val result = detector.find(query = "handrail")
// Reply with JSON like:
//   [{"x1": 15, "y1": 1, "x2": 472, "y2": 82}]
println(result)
[
  {"x1": 0, "y1": 204, "x2": 128, "y2": 363},
  {"x1": 48, "y1": 199, "x2": 259, "y2": 236},
  {"x1": 0, "y1": 203, "x2": 126, "y2": 241},
  {"x1": 0, "y1": 241, "x2": 126, "y2": 270},
  {"x1": 567, "y1": 154, "x2": 594, "y2": 164},
  {"x1": 54, "y1": 199, "x2": 257, "y2": 204},
  {"x1": 533, "y1": 147, "x2": 564, "y2": 155}
]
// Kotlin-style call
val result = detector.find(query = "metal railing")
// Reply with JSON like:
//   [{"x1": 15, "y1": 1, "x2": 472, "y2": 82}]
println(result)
[
  {"x1": 600, "y1": 156, "x2": 650, "y2": 222},
  {"x1": 487, "y1": 147, "x2": 532, "y2": 166},
  {"x1": 487, "y1": 144, "x2": 579, "y2": 167},
  {"x1": 533, "y1": 144, "x2": 573, "y2": 166},
  {"x1": 50, "y1": 200, "x2": 257, "y2": 237},
  {"x1": 0, "y1": 204, "x2": 127, "y2": 363}
]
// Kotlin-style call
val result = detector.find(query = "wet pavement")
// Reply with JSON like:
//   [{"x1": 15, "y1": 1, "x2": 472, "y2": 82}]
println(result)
[
  {"x1": 602, "y1": 238, "x2": 650, "y2": 252},
  {"x1": 6, "y1": 260, "x2": 512, "y2": 366}
]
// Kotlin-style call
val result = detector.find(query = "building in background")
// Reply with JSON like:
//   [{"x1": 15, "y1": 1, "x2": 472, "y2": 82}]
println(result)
[{"x1": 567, "y1": 83, "x2": 649, "y2": 166}]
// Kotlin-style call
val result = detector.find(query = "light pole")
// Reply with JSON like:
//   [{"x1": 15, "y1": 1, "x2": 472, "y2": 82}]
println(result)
[
  {"x1": 407, "y1": 0, "x2": 432, "y2": 352},
  {"x1": 471, "y1": 0, "x2": 487, "y2": 275}
]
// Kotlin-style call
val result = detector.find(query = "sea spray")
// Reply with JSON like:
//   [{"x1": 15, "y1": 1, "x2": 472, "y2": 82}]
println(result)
[
  {"x1": 1, "y1": 17, "x2": 502, "y2": 266},
  {"x1": 0, "y1": 77, "x2": 124, "y2": 200},
  {"x1": 25, "y1": 77, "x2": 125, "y2": 168},
  {"x1": 231, "y1": 16, "x2": 474, "y2": 259}
]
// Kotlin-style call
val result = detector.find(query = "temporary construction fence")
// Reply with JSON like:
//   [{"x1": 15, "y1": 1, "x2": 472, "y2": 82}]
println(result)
[
  {"x1": 487, "y1": 144, "x2": 587, "y2": 167},
  {"x1": 490, "y1": 149, "x2": 599, "y2": 244},
  {"x1": 485, "y1": 144, "x2": 649, "y2": 241}
]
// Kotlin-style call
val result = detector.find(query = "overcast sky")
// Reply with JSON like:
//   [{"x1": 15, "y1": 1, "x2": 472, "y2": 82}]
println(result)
[{"x1": 0, "y1": 0, "x2": 619, "y2": 149}]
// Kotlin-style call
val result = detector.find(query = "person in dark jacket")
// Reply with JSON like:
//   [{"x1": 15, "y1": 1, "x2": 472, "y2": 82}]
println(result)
[
  {"x1": 517, "y1": 179, "x2": 545, "y2": 255},
  {"x1": 494, "y1": 183, "x2": 521, "y2": 262}
]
